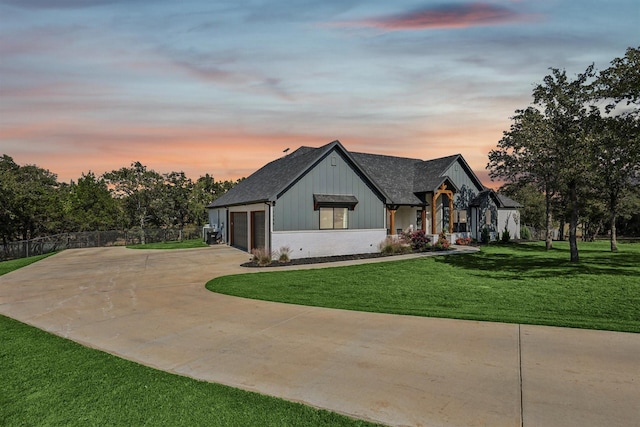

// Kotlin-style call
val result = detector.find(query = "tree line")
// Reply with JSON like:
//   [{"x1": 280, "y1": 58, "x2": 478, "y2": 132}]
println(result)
[
  {"x1": 488, "y1": 47, "x2": 640, "y2": 262},
  {"x1": 0, "y1": 157, "x2": 241, "y2": 246}
]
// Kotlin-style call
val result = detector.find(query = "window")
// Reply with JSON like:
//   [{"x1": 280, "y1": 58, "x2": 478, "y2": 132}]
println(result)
[
  {"x1": 485, "y1": 210, "x2": 492, "y2": 225},
  {"x1": 454, "y1": 209, "x2": 467, "y2": 232},
  {"x1": 314, "y1": 194, "x2": 357, "y2": 230},
  {"x1": 320, "y1": 207, "x2": 348, "y2": 229}
]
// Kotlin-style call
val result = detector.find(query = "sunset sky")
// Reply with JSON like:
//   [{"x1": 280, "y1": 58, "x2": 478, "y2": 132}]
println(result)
[{"x1": 1, "y1": 1, "x2": 638, "y2": 186}]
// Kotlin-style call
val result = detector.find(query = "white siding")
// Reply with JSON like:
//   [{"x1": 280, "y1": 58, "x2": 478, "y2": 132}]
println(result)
[
  {"x1": 272, "y1": 229, "x2": 387, "y2": 259},
  {"x1": 498, "y1": 209, "x2": 521, "y2": 240}
]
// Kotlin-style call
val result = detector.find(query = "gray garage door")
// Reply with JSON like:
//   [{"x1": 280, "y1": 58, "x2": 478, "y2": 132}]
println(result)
[
  {"x1": 251, "y1": 211, "x2": 265, "y2": 250},
  {"x1": 230, "y1": 212, "x2": 248, "y2": 251}
]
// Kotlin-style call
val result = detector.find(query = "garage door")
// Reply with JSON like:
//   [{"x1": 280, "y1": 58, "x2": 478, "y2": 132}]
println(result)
[
  {"x1": 251, "y1": 211, "x2": 266, "y2": 250},
  {"x1": 230, "y1": 212, "x2": 248, "y2": 251}
]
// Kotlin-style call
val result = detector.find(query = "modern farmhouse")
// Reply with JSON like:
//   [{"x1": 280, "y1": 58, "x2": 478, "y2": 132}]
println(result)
[{"x1": 207, "y1": 140, "x2": 520, "y2": 259}]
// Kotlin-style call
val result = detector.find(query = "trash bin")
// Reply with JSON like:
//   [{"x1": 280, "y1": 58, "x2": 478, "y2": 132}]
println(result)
[{"x1": 206, "y1": 231, "x2": 215, "y2": 245}]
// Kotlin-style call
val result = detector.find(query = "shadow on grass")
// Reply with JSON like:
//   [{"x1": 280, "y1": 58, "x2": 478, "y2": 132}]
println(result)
[{"x1": 438, "y1": 243, "x2": 640, "y2": 279}]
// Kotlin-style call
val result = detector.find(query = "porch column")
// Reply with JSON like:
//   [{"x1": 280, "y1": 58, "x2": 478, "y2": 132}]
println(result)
[
  {"x1": 389, "y1": 208, "x2": 396, "y2": 235},
  {"x1": 421, "y1": 208, "x2": 426, "y2": 232}
]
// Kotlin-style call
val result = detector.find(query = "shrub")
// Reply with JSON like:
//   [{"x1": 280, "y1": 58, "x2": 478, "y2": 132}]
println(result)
[
  {"x1": 408, "y1": 229, "x2": 431, "y2": 252},
  {"x1": 379, "y1": 236, "x2": 411, "y2": 254},
  {"x1": 251, "y1": 247, "x2": 273, "y2": 266},
  {"x1": 501, "y1": 227, "x2": 511, "y2": 243},
  {"x1": 520, "y1": 225, "x2": 532, "y2": 240},
  {"x1": 435, "y1": 231, "x2": 450, "y2": 251},
  {"x1": 455, "y1": 237, "x2": 472, "y2": 246},
  {"x1": 277, "y1": 246, "x2": 291, "y2": 263},
  {"x1": 481, "y1": 227, "x2": 491, "y2": 244}
]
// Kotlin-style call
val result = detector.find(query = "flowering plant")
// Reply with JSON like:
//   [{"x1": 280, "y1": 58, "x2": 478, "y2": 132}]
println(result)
[
  {"x1": 435, "y1": 231, "x2": 450, "y2": 250},
  {"x1": 455, "y1": 237, "x2": 472, "y2": 246}
]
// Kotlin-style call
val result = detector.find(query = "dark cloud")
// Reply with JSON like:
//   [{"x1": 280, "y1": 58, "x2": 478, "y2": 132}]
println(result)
[{"x1": 336, "y1": 2, "x2": 539, "y2": 30}]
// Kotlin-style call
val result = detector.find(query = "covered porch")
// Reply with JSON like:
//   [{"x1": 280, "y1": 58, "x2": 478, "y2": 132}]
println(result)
[{"x1": 386, "y1": 183, "x2": 461, "y2": 241}]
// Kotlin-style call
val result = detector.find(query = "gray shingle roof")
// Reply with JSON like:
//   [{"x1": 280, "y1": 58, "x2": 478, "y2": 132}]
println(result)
[
  {"x1": 470, "y1": 190, "x2": 523, "y2": 208},
  {"x1": 208, "y1": 141, "x2": 496, "y2": 208},
  {"x1": 496, "y1": 194, "x2": 523, "y2": 208},
  {"x1": 209, "y1": 141, "x2": 355, "y2": 208},
  {"x1": 349, "y1": 152, "x2": 422, "y2": 205}
]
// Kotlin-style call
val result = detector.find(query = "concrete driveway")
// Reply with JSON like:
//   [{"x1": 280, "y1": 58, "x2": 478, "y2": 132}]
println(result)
[{"x1": 1, "y1": 246, "x2": 638, "y2": 427}]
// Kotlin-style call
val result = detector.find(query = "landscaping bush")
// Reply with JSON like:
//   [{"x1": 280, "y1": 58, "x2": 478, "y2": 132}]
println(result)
[
  {"x1": 435, "y1": 231, "x2": 450, "y2": 250},
  {"x1": 520, "y1": 225, "x2": 532, "y2": 240},
  {"x1": 408, "y1": 229, "x2": 432, "y2": 252},
  {"x1": 455, "y1": 237, "x2": 472, "y2": 246},
  {"x1": 481, "y1": 227, "x2": 491, "y2": 244},
  {"x1": 379, "y1": 236, "x2": 411, "y2": 254},
  {"x1": 501, "y1": 227, "x2": 511, "y2": 243},
  {"x1": 277, "y1": 246, "x2": 291, "y2": 263},
  {"x1": 251, "y1": 247, "x2": 273, "y2": 266}
]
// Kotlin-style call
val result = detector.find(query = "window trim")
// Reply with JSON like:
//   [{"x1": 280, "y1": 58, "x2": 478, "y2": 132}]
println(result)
[{"x1": 319, "y1": 207, "x2": 349, "y2": 230}]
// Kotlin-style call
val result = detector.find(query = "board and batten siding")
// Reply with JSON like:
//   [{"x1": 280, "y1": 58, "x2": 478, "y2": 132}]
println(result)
[
  {"x1": 274, "y1": 150, "x2": 385, "y2": 231},
  {"x1": 444, "y1": 159, "x2": 483, "y2": 209}
]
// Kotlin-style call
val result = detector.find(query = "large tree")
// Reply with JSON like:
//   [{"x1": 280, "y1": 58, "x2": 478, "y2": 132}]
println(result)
[
  {"x1": 532, "y1": 66, "x2": 595, "y2": 262},
  {"x1": 0, "y1": 155, "x2": 63, "y2": 242},
  {"x1": 596, "y1": 46, "x2": 640, "y2": 114},
  {"x1": 64, "y1": 172, "x2": 120, "y2": 231},
  {"x1": 590, "y1": 47, "x2": 640, "y2": 251},
  {"x1": 587, "y1": 113, "x2": 640, "y2": 250},
  {"x1": 153, "y1": 171, "x2": 194, "y2": 229},
  {"x1": 103, "y1": 162, "x2": 163, "y2": 244},
  {"x1": 488, "y1": 107, "x2": 560, "y2": 250}
]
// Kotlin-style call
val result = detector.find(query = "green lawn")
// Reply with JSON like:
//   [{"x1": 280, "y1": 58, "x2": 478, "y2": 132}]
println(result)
[
  {"x1": 126, "y1": 238, "x2": 208, "y2": 250},
  {"x1": 0, "y1": 316, "x2": 378, "y2": 427},
  {"x1": 0, "y1": 253, "x2": 54, "y2": 276},
  {"x1": 0, "y1": 256, "x2": 378, "y2": 427},
  {"x1": 207, "y1": 241, "x2": 640, "y2": 333}
]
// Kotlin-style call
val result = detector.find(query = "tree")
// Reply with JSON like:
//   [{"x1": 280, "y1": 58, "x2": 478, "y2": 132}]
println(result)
[
  {"x1": 532, "y1": 66, "x2": 595, "y2": 262},
  {"x1": 153, "y1": 171, "x2": 194, "y2": 229},
  {"x1": 488, "y1": 107, "x2": 560, "y2": 250},
  {"x1": 103, "y1": 162, "x2": 163, "y2": 244},
  {"x1": 589, "y1": 47, "x2": 640, "y2": 251},
  {"x1": 65, "y1": 172, "x2": 120, "y2": 231},
  {"x1": 0, "y1": 155, "x2": 21, "y2": 246},
  {"x1": 587, "y1": 114, "x2": 640, "y2": 250},
  {"x1": 0, "y1": 156, "x2": 63, "y2": 242},
  {"x1": 189, "y1": 175, "x2": 243, "y2": 226},
  {"x1": 489, "y1": 65, "x2": 596, "y2": 262},
  {"x1": 596, "y1": 46, "x2": 640, "y2": 114}
]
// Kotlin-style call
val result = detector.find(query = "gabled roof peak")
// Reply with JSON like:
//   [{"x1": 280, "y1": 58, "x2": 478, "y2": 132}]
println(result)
[{"x1": 208, "y1": 141, "x2": 488, "y2": 209}]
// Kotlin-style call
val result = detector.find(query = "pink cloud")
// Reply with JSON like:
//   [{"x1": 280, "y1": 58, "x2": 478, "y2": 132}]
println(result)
[{"x1": 335, "y1": 3, "x2": 538, "y2": 31}]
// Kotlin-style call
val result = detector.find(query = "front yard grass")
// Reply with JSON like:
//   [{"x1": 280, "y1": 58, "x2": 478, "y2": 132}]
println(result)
[
  {"x1": 0, "y1": 316, "x2": 378, "y2": 427},
  {"x1": 0, "y1": 256, "x2": 378, "y2": 427},
  {"x1": 207, "y1": 241, "x2": 640, "y2": 333}
]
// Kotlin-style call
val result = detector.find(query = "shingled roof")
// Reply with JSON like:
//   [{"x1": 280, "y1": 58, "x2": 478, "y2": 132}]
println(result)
[
  {"x1": 208, "y1": 141, "x2": 383, "y2": 208},
  {"x1": 470, "y1": 190, "x2": 523, "y2": 208},
  {"x1": 208, "y1": 141, "x2": 484, "y2": 208}
]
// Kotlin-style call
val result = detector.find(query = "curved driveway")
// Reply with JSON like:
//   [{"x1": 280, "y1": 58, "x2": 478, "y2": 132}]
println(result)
[{"x1": 1, "y1": 246, "x2": 638, "y2": 427}]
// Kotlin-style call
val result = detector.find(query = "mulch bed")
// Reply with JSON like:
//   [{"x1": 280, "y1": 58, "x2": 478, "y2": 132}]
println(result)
[{"x1": 241, "y1": 252, "x2": 397, "y2": 268}]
